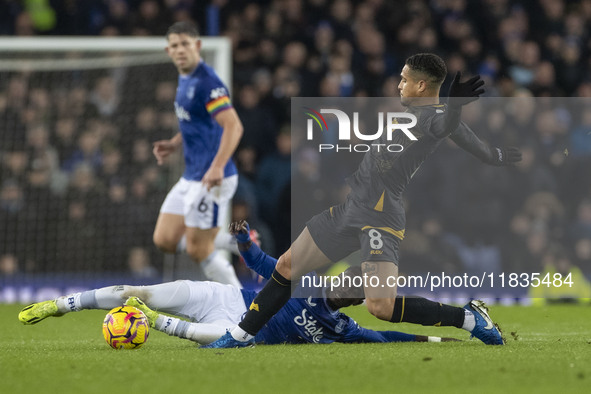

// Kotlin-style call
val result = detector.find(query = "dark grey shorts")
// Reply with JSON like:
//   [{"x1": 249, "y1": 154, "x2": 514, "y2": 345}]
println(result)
[{"x1": 306, "y1": 197, "x2": 405, "y2": 264}]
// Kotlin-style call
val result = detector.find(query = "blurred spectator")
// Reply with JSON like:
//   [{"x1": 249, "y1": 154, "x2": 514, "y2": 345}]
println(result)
[
  {"x1": 400, "y1": 217, "x2": 462, "y2": 274},
  {"x1": 129, "y1": 138, "x2": 153, "y2": 176},
  {"x1": 573, "y1": 237, "x2": 591, "y2": 273},
  {"x1": 234, "y1": 85, "x2": 278, "y2": 157},
  {"x1": 67, "y1": 163, "x2": 101, "y2": 198},
  {"x1": 0, "y1": 253, "x2": 19, "y2": 277},
  {"x1": 569, "y1": 110, "x2": 591, "y2": 157},
  {"x1": 128, "y1": 246, "x2": 158, "y2": 279},
  {"x1": 508, "y1": 41, "x2": 540, "y2": 88},
  {"x1": 131, "y1": 0, "x2": 172, "y2": 36},
  {"x1": 570, "y1": 199, "x2": 591, "y2": 241},
  {"x1": 98, "y1": 146, "x2": 123, "y2": 186},
  {"x1": 291, "y1": 148, "x2": 328, "y2": 235},
  {"x1": 62, "y1": 131, "x2": 103, "y2": 173},
  {"x1": 52, "y1": 198, "x2": 103, "y2": 271},
  {"x1": 89, "y1": 76, "x2": 121, "y2": 118},
  {"x1": 97, "y1": 180, "x2": 133, "y2": 269},
  {"x1": 52, "y1": 117, "x2": 79, "y2": 163},
  {"x1": 105, "y1": 0, "x2": 132, "y2": 35},
  {"x1": 256, "y1": 127, "x2": 291, "y2": 228},
  {"x1": 25, "y1": 123, "x2": 64, "y2": 191},
  {"x1": 0, "y1": 179, "x2": 26, "y2": 218},
  {"x1": 1, "y1": 76, "x2": 28, "y2": 149},
  {"x1": 14, "y1": 11, "x2": 35, "y2": 36},
  {"x1": 1, "y1": 149, "x2": 29, "y2": 183},
  {"x1": 0, "y1": 179, "x2": 38, "y2": 269}
]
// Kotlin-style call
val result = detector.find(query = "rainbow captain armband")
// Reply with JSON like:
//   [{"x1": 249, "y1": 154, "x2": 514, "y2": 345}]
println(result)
[{"x1": 206, "y1": 95, "x2": 232, "y2": 117}]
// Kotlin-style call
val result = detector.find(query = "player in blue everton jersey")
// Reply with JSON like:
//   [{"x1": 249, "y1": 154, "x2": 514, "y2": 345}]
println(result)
[
  {"x1": 152, "y1": 22, "x2": 243, "y2": 287},
  {"x1": 19, "y1": 220, "x2": 459, "y2": 345},
  {"x1": 173, "y1": 63, "x2": 237, "y2": 181}
]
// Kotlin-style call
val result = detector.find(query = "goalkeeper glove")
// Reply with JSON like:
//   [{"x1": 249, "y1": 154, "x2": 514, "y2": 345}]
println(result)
[
  {"x1": 489, "y1": 146, "x2": 522, "y2": 166},
  {"x1": 439, "y1": 72, "x2": 486, "y2": 137},
  {"x1": 447, "y1": 72, "x2": 485, "y2": 106}
]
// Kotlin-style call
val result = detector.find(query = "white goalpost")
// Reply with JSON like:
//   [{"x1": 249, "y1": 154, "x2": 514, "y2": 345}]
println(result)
[
  {"x1": 0, "y1": 36, "x2": 232, "y2": 302},
  {"x1": 0, "y1": 37, "x2": 232, "y2": 87}
]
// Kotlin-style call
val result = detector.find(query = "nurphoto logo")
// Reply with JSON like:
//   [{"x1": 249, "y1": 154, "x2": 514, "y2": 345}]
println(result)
[{"x1": 304, "y1": 107, "x2": 418, "y2": 152}]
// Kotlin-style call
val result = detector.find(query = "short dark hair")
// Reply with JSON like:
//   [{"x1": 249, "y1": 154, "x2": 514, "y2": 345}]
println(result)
[
  {"x1": 166, "y1": 21, "x2": 199, "y2": 39},
  {"x1": 405, "y1": 53, "x2": 447, "y2": 85}
]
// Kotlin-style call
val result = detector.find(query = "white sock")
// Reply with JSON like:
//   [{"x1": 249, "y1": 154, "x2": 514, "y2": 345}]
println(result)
[
  {"x1": 56, "y1": 293, "x2": 82, "y2": 313},
  {"x1": 155, "y1": 315, "x2": 180, "y2": 335},
  {"x1": 230, "y1": 326, "x2": 254, "y2": 342},
  {"x1": 56, "y1": 286, "x2": 142, "y2": 314},
  {"x1": 214, "y1": 232, "x2": 239, "y2": 255},
  {"x1": 56, "y1": 291, "x2": 101, "y2": 313},
  {"x1": 154, "y1": 315, "x2": 230, "y2": 344},
  {"x1": 185, "y1": 323, "x2": 230, "y2": 345},
  {"x1": 201, "y1": 251, "x2": 242, "y2": 288},
  {"x1": 176, "y1": 235, "x2": 187, "y2": 253},
  {"x1": 462, "y1": 309, "x2": 476, "y2": 332}
]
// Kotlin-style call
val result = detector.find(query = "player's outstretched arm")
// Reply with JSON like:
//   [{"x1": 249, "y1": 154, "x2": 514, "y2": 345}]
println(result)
[
  {"x1": 230, "y1": 220, "x2": 276, "y2": 279},
  {"x1": 375, "y1": 331, "x2": 461, "y2": 343},
  {"x1": 434, "y1": 72, "x2": 485, "y2": 139},
  {"x1": 442, "y1": 72, "x2": 522, "y2": 166},
  {"x1": 449, "y1": 123, "x2": 522, "y2": 166},
  {"x1": 339, "y1": 326, "x2": 460, "y2": 343}
]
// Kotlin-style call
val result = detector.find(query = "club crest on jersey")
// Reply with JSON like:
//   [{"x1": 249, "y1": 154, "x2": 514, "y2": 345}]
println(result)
[
  {"x1": 210, "y1": 87, "x2": 227, "y2": 100},
  {"x1": 187, "y1": 86, "x2": 195, "y2": 99},
  {"x1": 335, "y1": 319, "x2": 347, "y2": 334},
  {"x1": 175, "y1": 102, "x2": 191, "y2": 121}
]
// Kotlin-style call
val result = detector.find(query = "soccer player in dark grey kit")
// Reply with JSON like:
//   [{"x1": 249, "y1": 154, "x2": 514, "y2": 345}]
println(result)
[{"x1": 205, "y1": 53, "x2": 521, "y2": 348}]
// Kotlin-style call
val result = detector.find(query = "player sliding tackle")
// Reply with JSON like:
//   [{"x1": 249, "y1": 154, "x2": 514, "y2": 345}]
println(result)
[
  {"x1": 18, "y1": 220, "x2": 459, "y2": 345},
  {"x1": 206, "y1": 53, "x2": 520, "y2": 349}
]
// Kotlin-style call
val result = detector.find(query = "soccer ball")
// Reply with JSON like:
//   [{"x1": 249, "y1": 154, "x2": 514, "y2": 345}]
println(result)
[{"x1": 102, "y1": 305, "x2": 150, "y2": 349}]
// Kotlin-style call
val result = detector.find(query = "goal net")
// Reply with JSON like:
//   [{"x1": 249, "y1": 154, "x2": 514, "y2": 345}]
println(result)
[{"x1": 0, "y1": 37, "x2": 231, "y2": 302}]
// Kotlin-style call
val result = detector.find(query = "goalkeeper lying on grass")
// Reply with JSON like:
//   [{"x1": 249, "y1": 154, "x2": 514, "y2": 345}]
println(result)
[{"x1": 19, "y1": 221, "x2": 461, "y2": 345}]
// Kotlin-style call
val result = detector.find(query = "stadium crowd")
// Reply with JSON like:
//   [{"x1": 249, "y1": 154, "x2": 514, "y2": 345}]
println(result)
[{"x1": 1, "y1": 0, "x2": 591, "y2": 289}]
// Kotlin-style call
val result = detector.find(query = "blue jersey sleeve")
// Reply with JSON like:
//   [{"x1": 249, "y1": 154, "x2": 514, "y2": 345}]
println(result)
[
  {"x1": 238, "y1": 242, "x2": 276, "y2": 279},
  {"x1": 200, "y1": 76, "x2": 233, "y2": 118},
  {"x1": 373, "y1": 330, "x2": 417, "y2": 343},
  {"x1": 339, "y1": 326, "x2": 417, "y2": 343}
]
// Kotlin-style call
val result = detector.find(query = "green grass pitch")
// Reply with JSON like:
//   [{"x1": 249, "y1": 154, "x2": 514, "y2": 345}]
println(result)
[{"x1": 1, "y1": 303, "x2": 589, "y2": 393}]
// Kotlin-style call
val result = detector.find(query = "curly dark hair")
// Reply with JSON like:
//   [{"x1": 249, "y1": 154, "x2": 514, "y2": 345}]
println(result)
[{"x1": 405, "y1": 53, "x2": 447, "y2": 85}]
